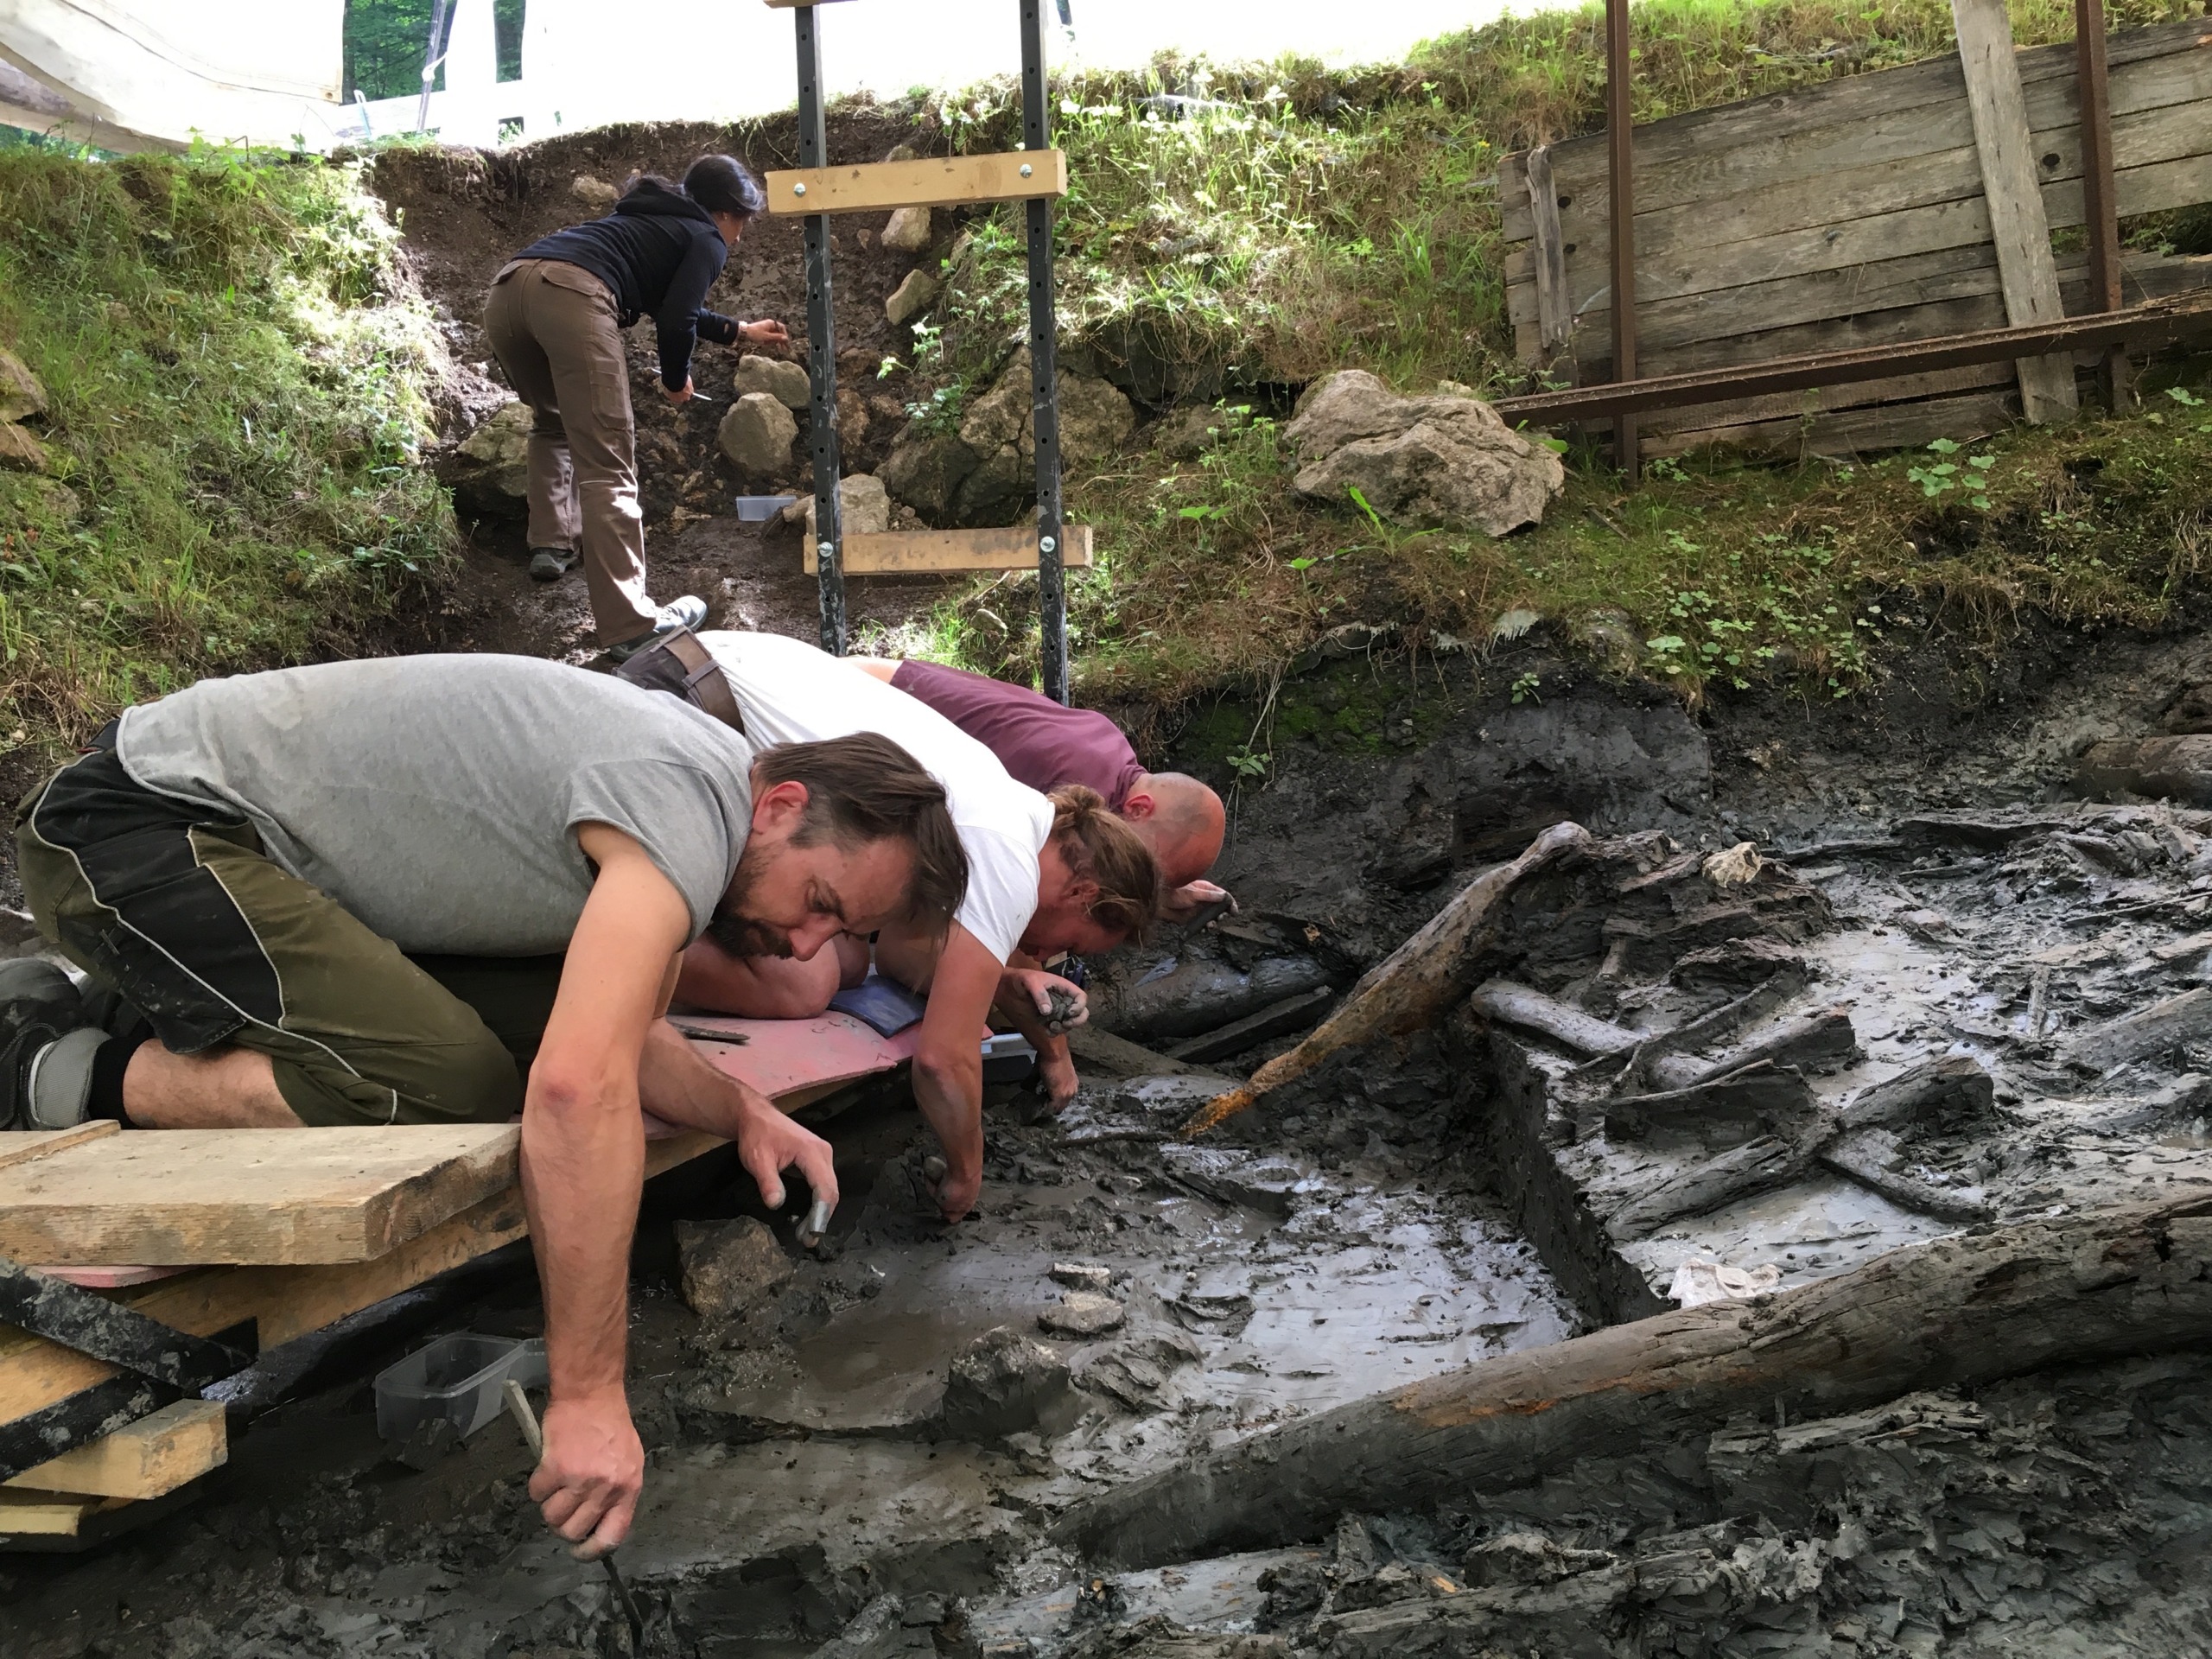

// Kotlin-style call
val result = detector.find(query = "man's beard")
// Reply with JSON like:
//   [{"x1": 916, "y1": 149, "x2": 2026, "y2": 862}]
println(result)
[{"x1": 705, "y1": 855, "x2": 794, "y2": 959}]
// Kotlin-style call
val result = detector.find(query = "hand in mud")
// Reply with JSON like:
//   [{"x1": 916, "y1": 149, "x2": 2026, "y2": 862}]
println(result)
[
  {"x1": 1037, "y1": 1045, "x2": 1079, "y2": 1111},
  {"x1": 1007, "y1": 969, "x2": 1087, "y2": 1034},
  {"x1": 660, "y1": 375, "x2": 695, "y2": 408},
  {"x1": 1159, "y1": 880, "x2": 1233, "y2": 925},
  {"x1": 923, "y1": 1152, "x2": 981, "y2": 1222},
  {"x1": 741, "y1": 319, "x2": 791, "y2": 346},
  {"x1": 531, "y1": 1390, "x2": 644, "y2": 1560},
  {"x1": 734, "y1": 1087, "x2": 839, "y2": 1217}
]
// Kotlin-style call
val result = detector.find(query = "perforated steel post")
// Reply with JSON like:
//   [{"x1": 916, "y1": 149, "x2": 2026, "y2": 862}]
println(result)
[
  {"x1": 795, "y1": 5, "x2": 846, "y2": 653},
  {"x1": 1020, "y1": 0, "x2": 1069, "y2": 705}
]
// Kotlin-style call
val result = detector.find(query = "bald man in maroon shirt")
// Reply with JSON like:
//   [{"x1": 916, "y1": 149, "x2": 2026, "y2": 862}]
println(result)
[{"x1": 851, "y1": 658, "x2": 1228, "y2": 919}]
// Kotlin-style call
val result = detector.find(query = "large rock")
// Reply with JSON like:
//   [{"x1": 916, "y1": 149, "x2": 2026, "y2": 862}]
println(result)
[
  {"x1": 734, "y1": 353, "x2": 810, "y2": 410},
  {"x1": 570, "y1": 174, "x2": 620, "y2": 211},
  {"x1": 880, "y1": 347, "x2": 1139, "y2": 527},
  {"x1": 939, "y1": 1325, "x2": 1079, "y2": 1440},
  {"x1": 0, "y1": 347, "x2": 46, "y2": 426},
  {"x1": 1283, "y1": 369, "x2": 1564, "y2": 537},
  {"x1": 881, "y1": 205, "x2": 932, "y2": 254},
  {"x1": 0, "y1": 423, "x2": 50, "y2": 474},
  {"x1": 2076, "y1": 735, "x2": 2212, "y2": 805},
  {"x1": 676, "y1": 1217, "x2": 794, "y2": 1318},
  {"x1": 718, "y1": 391, "x2": 798, "y2": 477},
  {"x1": 885, "y1": 268, "x2": 942, "y2": 327},
  {"x1": 448, "y1": 400, "x2": 532, "y2": 518},
  {"x1": 795, "y1": 473, "x2": 892, "y2": 543}
]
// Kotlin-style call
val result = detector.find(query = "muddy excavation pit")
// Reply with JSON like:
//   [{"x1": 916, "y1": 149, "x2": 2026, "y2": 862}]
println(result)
[{"x1": 7, "y1": 678, "x2": 2212, "y2": 1659}]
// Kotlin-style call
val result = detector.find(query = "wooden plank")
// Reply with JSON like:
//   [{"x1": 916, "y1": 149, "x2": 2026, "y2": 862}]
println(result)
[
  {"x1": 0, "y1": 1126, "x2": 522, "y2": 1268},
  {"x1": 766, "y1": 150, "x2": 1067, "y2": 217},
  {"x1": 0, "y1": 1122, "x2": 116, "y2": 1174},
  {"x1": 0, "y1": 1491, "x2": 110, "y2": 1537},
  {"x1": 1524, "y1": 144, "x2": 1572, "y2": 354},
  {"x1": 4, "y1": 1399, "x2": 223, "y2": 1500},
  {"x1": 1641, "y1": 361, "x2": 2014, "y2": 435},
  {"x1": 1643, "y1": 389, "x2": 2018, "y2": 461},
  {"x1": 1498, "y1": 17, "x2": 2212, "y2": 238},
  {"x1": 1953, "y1": 0, "x2": 2078, "y2": 419},
  {"x1": 804, "y1": 524, "x2": 1096, "y2": 575}
]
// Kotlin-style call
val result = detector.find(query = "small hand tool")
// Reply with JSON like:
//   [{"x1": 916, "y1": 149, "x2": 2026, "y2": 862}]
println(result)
[
  {"x1": 504, "y1": 1378, "x2": 647, "y2": 1651},
  {"x1": 795, "y1": 1193, "x2": 835, "y2": 1249}
]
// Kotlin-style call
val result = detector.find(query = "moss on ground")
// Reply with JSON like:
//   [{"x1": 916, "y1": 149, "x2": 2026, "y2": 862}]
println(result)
[{"x1": 0, "y1": 147, "x2": 454, "y2": 753}]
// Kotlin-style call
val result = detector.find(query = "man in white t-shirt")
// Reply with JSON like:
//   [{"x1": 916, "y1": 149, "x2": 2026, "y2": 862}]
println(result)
[{"x1": 677, "y1": 632, "x2": 1158, "y2": 1219}]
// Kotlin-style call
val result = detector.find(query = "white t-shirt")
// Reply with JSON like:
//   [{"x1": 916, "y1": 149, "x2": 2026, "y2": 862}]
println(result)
[{"x1": 698, "y1": 632, "x2": 1054, "y2": 964}]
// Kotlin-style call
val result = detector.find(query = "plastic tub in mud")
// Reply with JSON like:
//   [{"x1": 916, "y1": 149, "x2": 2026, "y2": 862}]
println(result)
[
  {"x1": 373, "y1": 1333, "x2": 548, "y2": 1443},
  {"x1": 734, "y1": 494, "x2": 798, "y2": 523}
]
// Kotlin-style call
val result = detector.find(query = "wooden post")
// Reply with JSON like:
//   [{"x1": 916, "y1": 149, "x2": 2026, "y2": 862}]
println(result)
[
  {"x1": 2075, "y1": 0, "x2": 2133, "y2": 409},
  {"x1": 1525, "y1": 145, "x2": 1573, "y2": 361},
  {"x1": 1605, "y1": 0, "x2": 1637, "y2": 481},
  {"x1": 1020, "y1": 0, "x2": 1070, "y2": 705},
  {"x1": 794, "y1": 6, "x2": 848, "y2": 654},
  {"x1": 1952, "y1": 0, "x2": 2078, "y2": 423}
]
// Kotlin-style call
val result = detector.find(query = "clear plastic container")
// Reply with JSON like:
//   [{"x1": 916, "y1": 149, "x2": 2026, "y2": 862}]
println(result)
[
  {"x1": 733, "y1": 494, "x2": 798, "y2": 523},
  {"x1": 981, "y1": 1031, "x2": 1038, "y2": 1084},
  {"x1": 372, "y1": 1333, "x2": 547, "y2": 1443}
]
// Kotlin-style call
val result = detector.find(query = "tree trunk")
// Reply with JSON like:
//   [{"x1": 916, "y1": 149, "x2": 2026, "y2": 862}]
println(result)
[{"x1": 1050, "y1": 1195, "x2": 2212, "y2": 1570}]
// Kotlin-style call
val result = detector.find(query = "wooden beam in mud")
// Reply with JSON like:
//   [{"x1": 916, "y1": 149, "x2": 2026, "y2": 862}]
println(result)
[{"x1": 1051, "y1": 1195, "x2": 2212, "y2": 1570}]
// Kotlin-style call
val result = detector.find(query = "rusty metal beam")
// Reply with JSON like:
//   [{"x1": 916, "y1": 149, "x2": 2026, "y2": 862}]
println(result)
[
  {"x1": 1605, "y1": 0, "x2": 1637, "y2": 480},
  {"x1": 1491, "y1": 292, "x2": 2212, "y2": 427}
]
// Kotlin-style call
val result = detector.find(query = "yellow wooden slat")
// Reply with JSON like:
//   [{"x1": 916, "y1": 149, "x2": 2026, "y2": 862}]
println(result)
[
  {"x1": 804, "y1": 524, "x2": 1095, "y2": 575},
  {"x1": 0, "y1": 1490, "x2": 110, "y2": 1536},
  {"x1": 0, "y1": 1121, "x2": 117, "y2": 1174},
  {"x1": 5, "y1": 1399, "x2": 225, "y2": 1500},
  {"x1": 766, "y1": 150, "x2": 1067, "y2": 216}
]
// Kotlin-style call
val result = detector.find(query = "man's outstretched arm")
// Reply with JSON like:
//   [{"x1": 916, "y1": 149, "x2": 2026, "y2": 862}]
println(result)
[
  {"x1": 520, "y1": 823, "x2": 691, "y2": 1560},
  {"x1": 905, "y1": 923, "x2": 997, "y2": 1220}
]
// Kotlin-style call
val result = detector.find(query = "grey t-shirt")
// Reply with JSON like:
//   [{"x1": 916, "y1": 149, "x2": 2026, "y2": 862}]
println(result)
[{"x1": 118, "y1": 655, "x2": 755, "y2": 955}]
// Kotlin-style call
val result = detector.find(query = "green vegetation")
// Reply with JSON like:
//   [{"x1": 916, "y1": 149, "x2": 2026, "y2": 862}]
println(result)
[
  {"x1": 0, "y1": 147, "x2": 454, "y2": 749},
  {"x1": 342, "y1": 0, "x2": 525, "y2": 102},
  {"x1": 862, "y1": 0, "x2": 2212, "y2": 711}
]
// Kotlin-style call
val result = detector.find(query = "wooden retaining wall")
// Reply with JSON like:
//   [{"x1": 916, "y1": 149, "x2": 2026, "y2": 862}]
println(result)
[{"x1": 1498, "y1": 17, "x2": 2212, "y2": 459}]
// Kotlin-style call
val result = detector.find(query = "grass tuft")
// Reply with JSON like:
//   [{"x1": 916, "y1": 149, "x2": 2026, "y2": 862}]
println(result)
[{"x1": 0, "y1": 146, "x2": 455, "y2": 753}]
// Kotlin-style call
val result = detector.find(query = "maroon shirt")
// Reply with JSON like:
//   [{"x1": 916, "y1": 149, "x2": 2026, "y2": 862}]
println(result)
[{"x1": 892, "y1": 661, "x2": 1144, "y2": 810}]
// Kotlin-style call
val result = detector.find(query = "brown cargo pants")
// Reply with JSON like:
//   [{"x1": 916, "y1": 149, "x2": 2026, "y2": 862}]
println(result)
[{"x1": 483, "y1": 257, "x2": 658, "y2": 644}]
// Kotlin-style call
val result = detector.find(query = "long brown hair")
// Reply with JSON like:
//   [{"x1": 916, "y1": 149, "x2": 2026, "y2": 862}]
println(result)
[
  {"x1": 754, "y1": 735, "x2": 969, "y2": 932},
  {"x1": 1048, "y1": 785, "x2": 1160, "y2": 941}
]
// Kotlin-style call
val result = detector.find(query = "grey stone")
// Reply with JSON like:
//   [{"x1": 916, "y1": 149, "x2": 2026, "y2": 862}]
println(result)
[
  {"x1": 798, "y1": 473, "x2": 892, "y2": 543},
  {"x1": 940, "y1": 1325, "x2": 1078, "y2": 1440},
  {"x1": 570, "y1": 174, "x2": 620, "y2": 211},
  {"x1": 881, "y1": 206, "x2": 932, "y2": 254},
  {"x1": 1284, "y1": 369, "x2": 1564, "y2": 537},
  {"x1": 0, "y1": 423, "x2": 49, "y2": 474},
  {"x1": 880, "y1": 428, "x2": 979, "y2": 522},
  {"x1": 2077, "y1": 735, "x2": 2212, "y2": 806},
  {"x1": 1152, "y1": 404, "x2": 1243, "y2": 461},
  {"x1": 1072, "y1": 1331, "x2": 1201, "y2": 1411},
  {"x1": 718, "y1": 391, "x2": 798, "y2": 477},
  {"x1": 0, "y1": 347, "x2": 46, "y2": 425},
  {"x1": 885, "y1": 268, "x2": 943, "y2": 327},
  {"x1": 734, "y1": 353, "x2": 810, "y2": 410},
  {"x1": 677, "y1": 1217, "x2": 794, "y2": 1318},
  {"x1": 448, "y1": 399, "x2": 532, "y2": 518},
  {"x1": 1050, "y1": 1262, "x2": 1112, "y2": 1289},
  {"x1": 1038, "y1": 1290, "x2": 1125, "y2": 1338}
]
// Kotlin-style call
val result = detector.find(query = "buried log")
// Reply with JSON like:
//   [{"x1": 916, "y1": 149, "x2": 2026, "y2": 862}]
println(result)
[
  {"x1": 1182, "y1": 822, "x2": 1592, "y2": 1134},
  {"x1": 1818, "y1": 1128, "x2": 1991, "y2": 1222},
  {"x1": 1604, "y1": 1055, "x2": 1995, "y2": 1238},
  {"x1": 1469, "y1": 979, "x2": 1641, "y2": 1058},
  {"x1": 1598, "y1": 1061, "x2": 1819, "y2": 1147},
  {"x1": 1647, "y1": 1005, "x2": 1858, "y2": 1092},
  {"x1": 1606, "y1": 971, "x2": 1803, "y2": 1096},
  {"x1": 2060, "y1": 986, "x2": 2212, "y2": 1074},
  {"x1": 1048, "y1": 1193, "x2": 2212, "y2": 1571}
]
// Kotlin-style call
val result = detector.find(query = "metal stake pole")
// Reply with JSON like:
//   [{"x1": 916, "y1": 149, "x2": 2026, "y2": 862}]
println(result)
[
  {"x1": 1605, "y1": 0, "x2": 1639, "y2": 483},
  {"x1": 796, "y1": 5, "x2": 846, "y2": 654},
  {"x1": 1020, "y1": 0, "x2": 1069, "y2": 705},
  {"x1": 2075, "y1": 0, "x2": 2132, "y2": 408}
]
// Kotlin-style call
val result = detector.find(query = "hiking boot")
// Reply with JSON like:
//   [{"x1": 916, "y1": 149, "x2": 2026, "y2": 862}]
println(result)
[
  {"x1": 528, "y1": 548, "x2": 576, "y2": 582},
  {"x1": 603, "y1": 595, "x2": 709, "y2": 662},
  {"x1": 16, "y1": 1027, "x2": 103, "y2": 1130}
]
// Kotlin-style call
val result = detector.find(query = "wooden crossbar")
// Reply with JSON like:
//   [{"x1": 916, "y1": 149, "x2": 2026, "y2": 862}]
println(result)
[
  {"x1": 804, "y1": 524, "x2": 1095, "y2": 575},
  {"x1": 766, "y1": 150, "x2": 1068, "y2": 216},
  {"x1": 5, "y1": 1399, "x2": 224, "y2": 1500}
]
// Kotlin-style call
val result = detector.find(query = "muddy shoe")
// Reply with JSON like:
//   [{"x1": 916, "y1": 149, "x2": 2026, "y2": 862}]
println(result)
[
  {"x1": 603, "y1": 595, "x2": 709, "y2": 662},
  {"x1": 1, "y1": 1006, "x2": 102, "y2": 1131},
  {"x1": 527, "y1": 548, "x2": 576, "y2": 582},
  {"x1": 0, "y1": 958, "x2": 80, "y2": 1047}
]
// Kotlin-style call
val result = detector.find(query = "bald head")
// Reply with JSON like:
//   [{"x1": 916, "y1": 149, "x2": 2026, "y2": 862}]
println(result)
[{"x1": 1120, "y1": 772, "x2": 1226, "y2": 888}]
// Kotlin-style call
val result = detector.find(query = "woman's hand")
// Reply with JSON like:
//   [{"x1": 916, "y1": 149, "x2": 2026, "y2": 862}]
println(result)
[
  {"x1": 740, "y1": 320, "x2": 791, "y2": 346},
  {"x1": 660, "y1": 376, "x2": 695, "y2": 407}
]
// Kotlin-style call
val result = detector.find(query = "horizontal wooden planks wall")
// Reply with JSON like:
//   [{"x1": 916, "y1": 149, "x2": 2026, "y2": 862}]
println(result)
[{"x1": 1497, "y1": 18, "x2": 2212, "y2": 457}]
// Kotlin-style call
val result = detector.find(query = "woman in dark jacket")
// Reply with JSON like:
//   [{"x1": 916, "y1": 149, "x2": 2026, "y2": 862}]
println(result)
[{"x1": 485, "y1": 154, "x2": 788, "y2": 658}]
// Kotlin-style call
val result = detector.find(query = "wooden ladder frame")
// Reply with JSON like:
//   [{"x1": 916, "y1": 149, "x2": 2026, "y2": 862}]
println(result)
[{"x1": 772, "y1": 0, "x2": 1074, "y2": 702}]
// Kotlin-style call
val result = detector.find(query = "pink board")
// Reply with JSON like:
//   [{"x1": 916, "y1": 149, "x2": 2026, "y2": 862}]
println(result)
[{"x1": 674, "y1": 1012, "x2": 919, "y2": 1099}]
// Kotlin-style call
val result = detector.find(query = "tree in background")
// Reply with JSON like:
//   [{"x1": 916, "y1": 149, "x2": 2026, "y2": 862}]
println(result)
[{"x1": 343, "y1": 0, "x2": 524, "y2": 102}]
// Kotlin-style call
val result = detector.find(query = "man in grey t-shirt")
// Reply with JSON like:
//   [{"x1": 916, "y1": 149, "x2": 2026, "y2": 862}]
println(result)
[{"x1": 7, "y1": 654, "x2": 967, "y2": 1560}]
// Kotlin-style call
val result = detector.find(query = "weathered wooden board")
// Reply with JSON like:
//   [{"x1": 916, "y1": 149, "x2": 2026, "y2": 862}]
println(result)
[
  {"x1": 0, "y1": 1123, "x2": 117, "y2": 1174},
  {"x1": 0, "y1": 1491, "x2": 116, "y2": 1537},
  {"x1": 4, "y1": 1399, "x2": 223, "y2": 1500},
  {"x1": 803, "y1": 524, "x2": 1096, "y2": 575},
  {"x1": 1643, "y1": 390, "x2": 2018, "y2": 461},
  {"x1": 0, "y1": 1127, "x2": 521, "y2": 1268},
  {"x1": 766, "y1": 150, "x2": 1066, "y2": 216}
]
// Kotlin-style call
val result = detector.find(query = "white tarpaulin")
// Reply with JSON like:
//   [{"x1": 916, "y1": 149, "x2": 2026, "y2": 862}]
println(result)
[{"x1": 3, "y1": 0, "x2": 1515, "y2": 153}]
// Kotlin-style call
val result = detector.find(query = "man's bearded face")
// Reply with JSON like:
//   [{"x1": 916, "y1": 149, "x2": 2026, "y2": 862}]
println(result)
[{"x1": 705, "y1": 852, "x2": 795, "y2": 959}]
